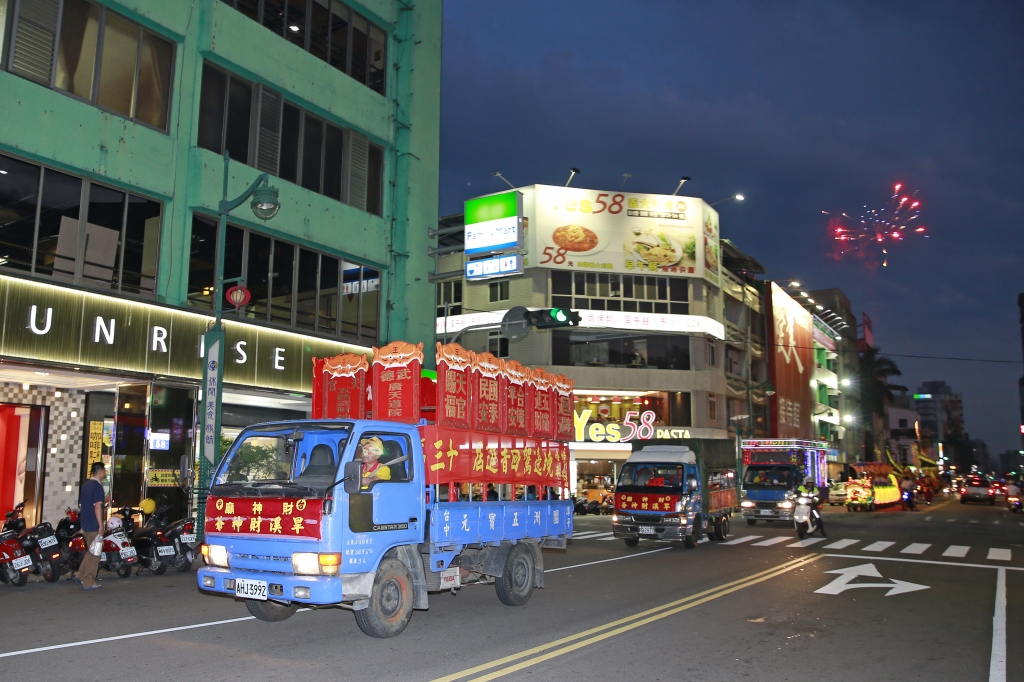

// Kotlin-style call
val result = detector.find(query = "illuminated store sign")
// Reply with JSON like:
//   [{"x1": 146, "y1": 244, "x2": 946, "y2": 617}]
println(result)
[
  {"x1": 0, "y1": 275, "x2": 368, "y2": 393},
  {"x1": 573, "y1": 408, "x2": 691, "y2": 442},
  {"x1": 435, "y1": 309, "x2": 725, "y2": 340}
]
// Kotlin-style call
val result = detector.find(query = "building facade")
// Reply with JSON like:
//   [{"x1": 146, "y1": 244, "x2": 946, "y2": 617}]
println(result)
[{"x1": 0, "y1": 0, "x2": 441, "y2": 524}]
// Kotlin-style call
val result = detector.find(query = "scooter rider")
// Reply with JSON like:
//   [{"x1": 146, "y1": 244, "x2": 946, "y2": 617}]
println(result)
[{"x1": 797, "y1": 476, "x2": 826, "y2": 537}]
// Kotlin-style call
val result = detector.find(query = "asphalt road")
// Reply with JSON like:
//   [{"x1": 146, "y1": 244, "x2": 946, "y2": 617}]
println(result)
[{"x1": 1, "y1": 494, "x2": 1020, "y2": 681}]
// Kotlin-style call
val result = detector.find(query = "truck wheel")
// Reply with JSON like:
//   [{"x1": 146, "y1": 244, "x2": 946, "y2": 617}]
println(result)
[
  {"x1": 684, "y1": 532, "x2": 697, "y2": 549},
  {"x1": 713, "y1": 516, "x2": 729, "y2": 541},
  {"x1": 246, "y1": 599, "x2": 299, "y2": 622},
  {"x1": 495, "y1": 544, "x2": 535, "y2": 607},
  {"x1": 747, "y1": 519, "x2": 756, "y2": 526},
  {"x1": 623, "y1": 538, "x2": 639, "y2": 548},
  {"x1": 354, "y1": 558, "x2": 415, "y2": 638}
]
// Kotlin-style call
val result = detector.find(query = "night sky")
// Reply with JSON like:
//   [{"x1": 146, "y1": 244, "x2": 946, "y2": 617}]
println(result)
[{"x1": 438, "y1": 1, "x2": 1024, "y2": 455}]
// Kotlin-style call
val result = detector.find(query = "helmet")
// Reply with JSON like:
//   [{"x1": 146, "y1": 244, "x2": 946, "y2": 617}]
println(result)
[
  {"x1": 106, "y1": 516, "x2": 123, "y2": 531},
  {"x1": 804, "y1": 476, "x2": 814, "y2": 485},
  {"x1": 140, "y1": 498, "x2": 156, "y2": 515}
]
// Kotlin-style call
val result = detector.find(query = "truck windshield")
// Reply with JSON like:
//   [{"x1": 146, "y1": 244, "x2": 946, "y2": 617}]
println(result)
[
  {"x1": 212, "y1": 424, "x2": 352, "y2": 497},
  {"x1": 743, "y1": 467, "x2": 793, "y2": 488},
  {"x1": 616, "y1": 464, "x2": 684, "y2": 493}
]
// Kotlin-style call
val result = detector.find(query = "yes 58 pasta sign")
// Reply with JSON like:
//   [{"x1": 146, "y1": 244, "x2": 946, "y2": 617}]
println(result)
[{"x1": 574, "y1": 409, "x2": 660, "y2": 443}]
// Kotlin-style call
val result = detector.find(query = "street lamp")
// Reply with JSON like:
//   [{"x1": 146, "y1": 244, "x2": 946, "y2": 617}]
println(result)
[
  {"x1": 710, "y1": 193, "x2": 744, "y2": 207},
  {"x1": 197, "y1": 151, "x2": 282, "y2": 538}
]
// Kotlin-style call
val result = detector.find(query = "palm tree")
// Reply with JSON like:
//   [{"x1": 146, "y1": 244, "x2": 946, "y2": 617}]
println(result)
[{"x1": 858, "y1": 346, "x2": 902, "y2": 461}]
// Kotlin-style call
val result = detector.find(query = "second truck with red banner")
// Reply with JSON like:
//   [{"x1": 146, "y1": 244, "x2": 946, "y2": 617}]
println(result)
[{"x1": 196, "y1": 341, "x2": 575, "y2": 638}]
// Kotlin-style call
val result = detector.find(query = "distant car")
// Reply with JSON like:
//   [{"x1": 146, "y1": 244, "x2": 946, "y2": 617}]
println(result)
[
  {"x1": 828, "y1": 482, "x2": 847, "y2": 506},
  {"x1": 960, "y1": 478, "x2": 996, "y2": 505}
]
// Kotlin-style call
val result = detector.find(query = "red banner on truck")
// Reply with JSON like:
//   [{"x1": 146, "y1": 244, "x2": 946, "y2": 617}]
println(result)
[
  {"x1": 615, "y1": 493, "x2": 680, "y2": 513},
  {"x1": 204, "y1": 497, "x2": 323, "y2": 539},
  {"x1": 420, "y1": 425, "x2": 568, "y2": 489}
]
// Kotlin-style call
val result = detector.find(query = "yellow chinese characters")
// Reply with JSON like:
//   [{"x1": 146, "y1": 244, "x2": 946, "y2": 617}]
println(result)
[{"x1": 291, "y1": 517, "x2": 305, "y2": 534}]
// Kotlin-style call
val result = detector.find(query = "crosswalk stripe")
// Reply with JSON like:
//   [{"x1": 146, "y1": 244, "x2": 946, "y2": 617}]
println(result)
[
  {"x1": 924, "y1": 517, "x2": 931, "y2": 521},
  {"x1": 862, "y1": 541, "x2": 895, "y2": 552},
  {"x1": 969, "y1": 520, "x2": 979, "y2": 524},
  {"x1": 787, "y1": 538, "x2": 825, "y2": 548},
  {"x1": 822, "y1": 539, "x2": 859, "y2": 549},
  {"x1": 943, "y1": 545, "x2": 969, "y2": 558},
  {"x1": 994, "y1": 520, "x2": 1001, "y2": 525},
  {"x1": 751, "y1": 537, "x2": 790, "y2": 547},
  {"x1": 946, "y1": 519, "x2": 955, "y2": 523},
  {"x1": 572, "y1": 531, "x2": 608, "y2": 539},
  {"x1": 720, "y1": 535, "x2": 761, "y2": 545},
  {"x1": 900, "y1": 543, "x2": 931, "y2": 555},
  {"x1": 988, "y1": 548, "x2": 1012, "y2": 561},
  {"x1": 597, "y1": 534, "x2": 620, "y2": 541}
]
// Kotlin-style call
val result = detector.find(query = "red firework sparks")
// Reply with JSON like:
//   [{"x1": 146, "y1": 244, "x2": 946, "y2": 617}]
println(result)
[{"x1": 825, "y1": 183, "x2": 928, "y2": 267}]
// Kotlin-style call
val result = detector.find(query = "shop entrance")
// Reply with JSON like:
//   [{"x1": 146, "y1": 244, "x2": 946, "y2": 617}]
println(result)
[{"x1": 0, "y1": 405, "x2": 48, "y2": 525}]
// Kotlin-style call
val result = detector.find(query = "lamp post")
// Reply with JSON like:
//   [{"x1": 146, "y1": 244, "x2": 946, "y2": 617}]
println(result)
[
  {"x1": 197, "y1": 151, "x2": 281, "y2": 538},
  {"x1": 710, "y1": 193, "x2": 744, "y2": 207}
]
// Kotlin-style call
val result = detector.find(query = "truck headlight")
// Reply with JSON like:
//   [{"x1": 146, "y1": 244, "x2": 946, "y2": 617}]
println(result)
[
  {"x1": 203, "y1": 544, "x2": 229, "y2": 568},
  {"x1": 292, "y1": 552, "x2": 342, "y2": 576},
  {"x1": 778, "y1": 501, "x2": 794, "y2": 509},
  {"x1": 741, "y1": 500, "x2": 755, "y2": 509}
]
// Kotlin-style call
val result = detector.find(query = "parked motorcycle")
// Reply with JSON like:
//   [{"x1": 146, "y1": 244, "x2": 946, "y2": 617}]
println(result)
[
  {"x1": 0, "y1": 528, "x2": 31, "y2": 587},
  {"x1": 3, "y1": 502, "x2": 63, "y2": 582},
  {"x1": 793, "y1": 493, "x2": 823, "y2": 539},
  {"x1": 122, "y1": 502, "x2": 197, "y2": 575},
  {"x1": 67, "y1": 517, "x2": 138, "y2": 579}
]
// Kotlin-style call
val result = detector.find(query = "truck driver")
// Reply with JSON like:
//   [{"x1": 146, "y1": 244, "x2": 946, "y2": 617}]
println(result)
[{"x1": 359, "y1": 436, "x2": 391, "y2": 488}]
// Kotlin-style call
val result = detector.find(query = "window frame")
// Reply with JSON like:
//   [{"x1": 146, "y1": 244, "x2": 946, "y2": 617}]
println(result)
[
  {"x1": 352, "y1": 431, "x2": 413, "y2": 487},
  {"x1": 488, "y1": 279, "x2": 509, "y2": 303}
]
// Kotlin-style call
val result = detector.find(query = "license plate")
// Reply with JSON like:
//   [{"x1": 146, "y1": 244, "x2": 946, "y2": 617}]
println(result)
[
  {"x1": 38, "y1": 536, "x2": 58, "y2": 549},
  {"x1": 235, "y1": 578, "x2": 268, "y2": 600},
  {"x1": 120, "y1": 546, "x2": 137, "y2": 559},
  {"x1": 12, "y1": 555, "x2": 32, "y2": 570},
  {"x1": 156, "y1": 546, "x2": 175, "y2": 557},
  {"x1": 638, "y1": 525, "x2": 656, "y2": 535},
  {"x1": 439, "y1": 566, "x2": 461, "y2": 589},
  {"x1": 758, "y1": 509, "x2": 774, "y2": 515},
  {"x1": 180, "y1": 534, "x2": 196, "y2": 544}
]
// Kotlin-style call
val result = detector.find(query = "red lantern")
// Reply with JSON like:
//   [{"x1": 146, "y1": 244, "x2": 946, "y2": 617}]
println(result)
[{"x1": 226, "y1": 285, "x2": 251, "y2": 308}]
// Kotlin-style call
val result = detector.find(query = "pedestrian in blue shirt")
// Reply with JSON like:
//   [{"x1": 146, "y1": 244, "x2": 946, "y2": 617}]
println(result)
[{"x1": 73, "y1": 462, "x2": 107, "y2": 589}]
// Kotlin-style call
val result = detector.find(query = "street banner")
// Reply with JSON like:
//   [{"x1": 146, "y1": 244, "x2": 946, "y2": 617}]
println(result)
[
  {"x1": 436, "y1": 342, "x2": 474, "y2": 430},
  {"x1": 471, "y1": 352, "x2": 505, "y2": 433},
  {"x1": 312, "y1": 353, "x2": 369, "y2": 419},
  {"x1": 201, "y1": 328, "x2": 225, "y2": 464},
  {"x1": 502, "y1": 360, "x2": 532, "y2": 436},
  {"x1": 765, "y1": 283, "x2": 814, "y2": 439}
]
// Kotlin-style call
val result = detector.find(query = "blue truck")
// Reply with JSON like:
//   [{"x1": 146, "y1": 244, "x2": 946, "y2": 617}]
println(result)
[
  {"x1": 739, "y1": 441, "x2": 828, "y2": 525},
  {"x1": 197, "y1": 420, "x2": 572, "y2": 638}
]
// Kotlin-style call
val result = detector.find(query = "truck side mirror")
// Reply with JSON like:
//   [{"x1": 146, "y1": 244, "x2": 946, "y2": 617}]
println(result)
[
  {"x1": 687, "y1": 475, "x2": 698, "y2": 491},
  {"x1": 343, "y1": 461, "x2": 362, "y2": 495}
]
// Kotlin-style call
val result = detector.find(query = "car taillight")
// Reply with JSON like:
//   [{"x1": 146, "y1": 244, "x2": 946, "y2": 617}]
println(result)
[
  {"x1": 960, "y1": 488, "x2": 966, "y2": 494},
  {"x1": 989, "y1": 488, "x2": 996, "y2": 495}
]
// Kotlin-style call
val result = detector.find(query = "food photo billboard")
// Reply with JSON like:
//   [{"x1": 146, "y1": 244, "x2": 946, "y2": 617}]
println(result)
[
  {"x1": 519, "y1": 185, "x2": 720, "y2": 285},
  {"x1": 765, "y1": 282, "x2": 814, "y2": 439}
]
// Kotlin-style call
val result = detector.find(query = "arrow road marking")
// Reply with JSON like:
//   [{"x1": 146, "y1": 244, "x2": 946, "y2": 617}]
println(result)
[{"x1": 814, "y1": 563, "x2": 930, "y2": 597}]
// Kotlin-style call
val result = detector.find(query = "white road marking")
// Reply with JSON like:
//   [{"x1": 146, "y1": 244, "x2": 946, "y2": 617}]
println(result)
[
  {"x1": 751, "y1": 537, "x2": 790, "y2": 547},
  {"x1": 825, "y1": 554, "x2": 1024, "y2": 571},
  {"x1": 943, "y1": 545, "x2": 970, "y2": 558},
  {"x1": 987, "y1": 549, "x2": 1012, "y2": 562},
  {"x1": 788, "y1": 538, "x2": 825, "y2": 548},
  {"x1": 597, "y1": 534, "x2": 621, "y2": 541},
  {"x1": 989, "y1": 568, "x2": 1006, "y2": 682},
  {"x1": 579, "y1": 532, "x2": 614, "y2": 540},
  {"x1": 970, "y1": 520, "x2": 979, "y2": 524},
  {"x1": 822, "y1": 539, "x2": 859, "y2": 550},
  {"x1": 547, "y1": 548, "x2": 672, "y2": 572},
  {"x1": 862, "y1": 541, "x2": 895, "y2": 552},
  {"x1": 993, "y1": 520, "x2": 1001, "y2": 525},
  {"x1": 814, "y1": 563, "x2": 928, "y2": 597},
  {"x1": 947, "y1": 519, "x2": 956, "y2": 523},
  {"x1": 720, "y1": 535, "x2": 761, "y2": 545},
  {"x1": 900, "y1": 543, "x2": 931, "y2": 555},
  {"x1": 570, "y1": 531, "x2": 605, "y2": 539}
]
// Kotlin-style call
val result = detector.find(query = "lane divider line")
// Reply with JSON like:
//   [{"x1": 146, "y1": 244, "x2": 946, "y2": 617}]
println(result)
[
  {"x1": 989, "y1": 568, "x2": 1006, "y2": 682},
  {"x1": 546, "y1": 548, "x2": 672, "y2": 572},
  {"x1": 431, "y1": 554, "x2": 820, "y2": 682}
]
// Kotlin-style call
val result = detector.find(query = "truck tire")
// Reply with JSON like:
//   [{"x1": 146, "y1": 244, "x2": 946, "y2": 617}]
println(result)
[
  {"x1": 747, "y1": 519, "x2": 756, "y2": 526},
  {"x1": 684, "y1": 515, "x2": 701, "y2": 549},
  {"x1": 246, "y1": 599, "x2": 299, "y2": 622},
  {"x1": 495, "y1": 543, "x2": 535, "y2": 607},
  {"x1": 713, "y1": 516, "x2": 730, "y2": 541},
  {"x1": 354, "y1": 558, "x2": 415, "y2": 638},
  {"x1": 623, "y1": 538, "x2": 639, "y2": 548}
]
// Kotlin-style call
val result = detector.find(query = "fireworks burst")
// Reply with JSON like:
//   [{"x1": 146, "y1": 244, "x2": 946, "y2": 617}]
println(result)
[{"x1": 825, "y1": 183, "x2": 928, "y2": 267}]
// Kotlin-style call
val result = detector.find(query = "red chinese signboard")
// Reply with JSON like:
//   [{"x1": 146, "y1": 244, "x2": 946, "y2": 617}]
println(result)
[
  {"x1": 529, "y1": 368, "x2": 556, "y2": 439},
  {"x1": 371, "y1": 341, "x2": 424, "y2": 424},
  {"x1": 420, "y1": 425, "x2": 568, "y2": 489},
  {"x1": 471, "y1": 352, "x2": 504, "y2": 433},
  {"x1": 204, "y1": 497, "x2": 323, "y2": 538},
  {"x1": 436, "y1": 342, "x2": 473, "y2": 430},
  {"x1": 554, "y1": 374, "x2": 575, "y2": 441},
  {"x1": 311, "y1": 353, "x2": 368, "y2": 419},
  {"x1": 766, "y1": 282, "x2": 814, "y2": 439},
  {"x1": 615, "y1": 493, "x2": 680, "y2": 513},
  {"x1": 502, "y1": 360, "x2": 531, "y2": 436}
]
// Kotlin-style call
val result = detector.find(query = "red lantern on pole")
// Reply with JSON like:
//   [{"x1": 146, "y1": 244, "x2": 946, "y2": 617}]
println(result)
[{"x1": 226, "y1": 285, "x2": 251, "y2": 308}]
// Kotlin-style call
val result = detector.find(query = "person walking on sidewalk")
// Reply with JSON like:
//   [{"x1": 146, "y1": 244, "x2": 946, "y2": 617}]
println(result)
[{"x1": 74, "y1": 462, "x2": 107, "y2": 590}]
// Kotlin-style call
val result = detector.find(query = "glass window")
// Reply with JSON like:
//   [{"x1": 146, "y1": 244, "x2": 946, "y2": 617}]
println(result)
[
  {"x1": 573, "y1": 271, "x2": 585, "y2": 296},
  {"x1": 350, "y1": 12, "x2": 368, "y2": 83},
  {"x1": 743, "y1": 466, "x2": 794, "y2": 488},
  {"x1": 585, "y1": 272, "x2": 597, "y2": 296},
  {"x1": 360, "y1": 266, "x2": 379, "y2": 341},
  {"x1": 135, "y1": 31, "x2": 173, "y2": 129},
  {"x1": 246, "y1": 232, "x2": 272, "y2": 320},
  {"x1": 187, "y1": 215, "x2": 217, "y2": 308},
  {"x1": 309, "y1": 0, "x2": 330, "y2": 61},
  {"x1": 120, "y1": 194, "x2": 160, "y2": 296},
  {"x1": 366, "y1": 144, "x2": 383, "y2": 216},
  {"x1": 0, "y1": 154, "x2": 41, "y2": 273},
  {"x1": 285, "y1": 0, "x2": 307, "y2": 47},
  {"x1": 617, "y1": 464, "x2": 684, "y2": 493},
  {"x1": 489, "y1": 280, "x2": 509, "y2": 302},
  {"x1": 270, "y1": 239, "x2": 294, "y2": 324},
  {"x1": 262, "y1": 0, "x2": 286, "y2": 35},
  {"x1": 235, "y1": 0, "x2": 260, "y2": 20},
  {"x1": 329, "y1": 1, "x2": 350, "y2": 72},
  {"x1": 296, "y1": 248, "x2": 318, "y2": 330},
  {"x1": 436, "y1": 280, "x2": 462, "y2": 318},
  {"x1": 35, "y1": 169, "x2": 82, "y2": 280},
  {"x1": 341, "y1": 261, "x2": 360, "y2": 338},
  {"x1": 488, "y1": 330, "x2": 509, "y2": 358},
  {"x1": 301, "y1": 114, "x2": 324, "y2": 192},
  {"x1": 223, "y1": 223, "x2": 245, "y2": 313},
  {"x1": 708, "y1": 394, "x2": 718, "y2": 421},
  {"x1": 82, "y1": 183, "x2": 125, "y2": 288},
  {"x1": 318, "y1": 254, "x2": 339, "y2": 333},
  {"x1": 609, "y1": 273, "x2": 621, "y2": 297},
  {"x1": 622, "y1": 276, "x2": 633, "y2": 298},
  {"x1": 669, "y1": 278, "x2": 688, "y2": 302},
  {"x1": 54, "y1": 0, "x2": 99, "y2": 99},
  {"x1": 368, "y1": 24, "x2": 386, "y2": 95},
  {"x1": 323, "y1": 123, "x2": 345, "y2": 200},
  {"x1": 197, "y1": 63, "x2": 227, "y2": 153},
  {"x1": 96, "y1": 14, "x2": 140, "y2": 117},
  {"x1": 551, "y1": 270, "x2": 571, "y2": 296},
  {"x1": 225, "y1": 77, "x2": 253, "y2": 164},
  {"x1": 279, "y1": 102, "x2": 301, "y2": 183}
]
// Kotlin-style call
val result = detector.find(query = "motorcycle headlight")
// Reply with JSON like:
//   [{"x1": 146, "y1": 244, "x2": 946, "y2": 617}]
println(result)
[
  {"x1": 741, "y1": 500, "x2": 756, "y2": 509},
  {"x1": 796, "y1": 497, "x2": 810, "y2": 505},
  {"x1": 778, "y1": 500, "x2": 794, "y2": 509}
]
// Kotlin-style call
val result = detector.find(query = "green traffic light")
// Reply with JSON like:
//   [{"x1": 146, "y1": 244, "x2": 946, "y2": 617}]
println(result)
[{"x1": 552, "y1": 309, "x2": 568, "y2": 323}]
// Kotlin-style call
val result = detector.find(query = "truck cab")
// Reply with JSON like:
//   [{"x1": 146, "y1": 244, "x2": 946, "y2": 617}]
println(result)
[{"x1": 197, "y1": 419, "x2": 572, "y2": 638}]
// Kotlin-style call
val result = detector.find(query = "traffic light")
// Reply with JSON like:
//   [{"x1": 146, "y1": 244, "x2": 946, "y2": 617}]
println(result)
[{"x1": 523, "y1": 308, "x2": 581, "y2": 329}]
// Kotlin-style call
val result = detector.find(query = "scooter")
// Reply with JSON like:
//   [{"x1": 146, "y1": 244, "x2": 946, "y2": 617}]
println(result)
[
  {"x1": 1008, "y1": 496, "x2": 1022, "y2": 513},
  {"x1": 67, "y1": 519, "x2": 138, "y2": 579},
  {"x1": 3, "y1": 502, "x2": 63, "y2": 582},
  {"x1": 901, "y1": 490, "x2": 916, "y2": 511},
  {"x1": 123, "y1": 504, "x2": 196, "y2": 575},
  {"x1": 0, "y1": 528, "x2": 31, "y2": 587},
  {"x1": 793, "y1": 494, "x2": 823, "y2": 539}
]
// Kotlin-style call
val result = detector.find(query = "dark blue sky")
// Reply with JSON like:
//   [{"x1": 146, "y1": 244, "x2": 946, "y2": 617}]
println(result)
[{"x1": 438, "y1": 0, "x2": 1024, "y2": 454}]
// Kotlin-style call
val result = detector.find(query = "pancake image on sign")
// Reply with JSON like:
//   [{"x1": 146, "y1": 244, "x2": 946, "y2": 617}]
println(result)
[
  {"x1": 622, "y1": 226, "x2": 686, "y2": 267},
  {"x1": 550, "y1": 224, "x2": 603, "y2": 255}
]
